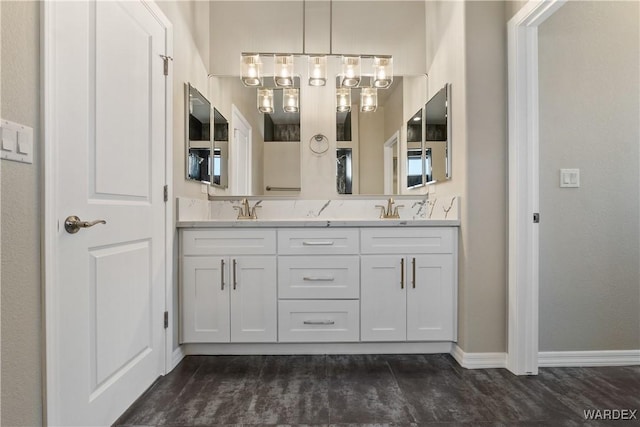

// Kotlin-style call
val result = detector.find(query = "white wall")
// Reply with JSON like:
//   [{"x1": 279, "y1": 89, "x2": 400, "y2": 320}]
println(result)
[
  {"x1": 155, "y1": 0, "x2": 211, "y2": 352},
  {"x1": 210, "y1": 1, "x2": 426, "y2": 76},
  {"x1": 0, "y1": 1, "x2": 42, "y2": 425},
  {"x1": 425, "y1": 1, "x2": 507, "y2": 353},
  {"x1": 538, "y1": 0, "x2": 640, "y2": 351},
  {"x1": 156, "y1": 0, "x2": 211, "y2": 202}
]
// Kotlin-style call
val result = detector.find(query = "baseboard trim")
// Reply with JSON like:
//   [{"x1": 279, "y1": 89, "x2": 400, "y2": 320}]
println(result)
[
  {"x1": 171, "y1": 346, "x2": 185, "y2": 370},
  {"x1": 538, "y1": 350, "x2": 640, "y2": 367},
  {"x1": 450, "y1": 344, "x2": 507, "y2": 369},
  {"x1": 182, "y1": 341, "x2": 454, "y2": 356}
]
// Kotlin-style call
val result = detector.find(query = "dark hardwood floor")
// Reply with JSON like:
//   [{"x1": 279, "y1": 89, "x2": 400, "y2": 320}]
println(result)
[{"x1": 114, "y1": 354, "x2": 640, "y2": 426}]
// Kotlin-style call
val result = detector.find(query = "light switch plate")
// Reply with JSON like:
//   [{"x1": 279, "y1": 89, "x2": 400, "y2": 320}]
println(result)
[
  {"x1": 560, "y1": 168, "x2": 580, "y2": 188},
  {"x1": 1, "y1": 119, "x2": 34, "y2": 164}
]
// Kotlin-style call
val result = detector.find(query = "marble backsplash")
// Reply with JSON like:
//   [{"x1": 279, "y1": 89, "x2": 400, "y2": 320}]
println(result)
[{"x1": 177, "y1": 195, "x2": 459, "y2": 222}]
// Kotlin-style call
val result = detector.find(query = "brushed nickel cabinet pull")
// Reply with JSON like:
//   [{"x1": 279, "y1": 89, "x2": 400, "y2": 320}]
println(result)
[
  {"x1": 232, "y1": 259, "x2": 237, "y2": 290},
  {"x1": 303, "y1": 276, "x2": 335, "y2": 282},
  {"x1": 400, "y1": 258, "x2": 405, "y2": 289},
  {"x1": 412, "y1": 257, "x2": 416, "y2": 289},
  {"x1": 302, "y1": 241, "x2": 335, "y2": 246},
  {"x1": 220, "y1": 259, "x2": 225, "y2": 291},
  {"x1": 303, "y1": 320, "x2": 335, "y2": 325}
]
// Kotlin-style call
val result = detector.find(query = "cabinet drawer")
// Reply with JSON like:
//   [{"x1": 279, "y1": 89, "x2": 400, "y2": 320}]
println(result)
[
  {"x1": 182, "y1": 229, "x2": 276, "y2": 255},
  {"x1": 278, "y1": 300, "x2": 360, "y2": 342},
  {"x1": 278, "y1": 228, "x2": 359, "y2": 255},
  {"x1": 278, "y1": 256, "x2": 360, "y2": 299},
  {"x1": 361, "y1": 227, "x2": 455, "y2": 254}
]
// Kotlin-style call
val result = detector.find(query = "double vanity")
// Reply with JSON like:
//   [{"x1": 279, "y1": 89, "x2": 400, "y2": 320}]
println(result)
[{"x1": 177, "y1": 196, "x2": 460, "y2": 354}]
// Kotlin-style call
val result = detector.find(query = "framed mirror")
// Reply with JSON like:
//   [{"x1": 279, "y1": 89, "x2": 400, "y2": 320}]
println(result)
[
  {"x1": 406, "y1": 107, "x2": 424, "y2": 188},
  {"x1": 185, "y1": 83, "x2": 212, "y2": 184},
  {"x1": 212, "y1": 108, "x2": 229, "y2": 188},
  {"x1": 425, "y1": 83, "x2": 452, "y2": 182}
]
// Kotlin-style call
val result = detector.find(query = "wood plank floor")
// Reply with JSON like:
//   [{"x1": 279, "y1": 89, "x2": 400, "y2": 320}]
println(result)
[{"x1": 114, "y1": 354, "x2": 640, "y2": 426}]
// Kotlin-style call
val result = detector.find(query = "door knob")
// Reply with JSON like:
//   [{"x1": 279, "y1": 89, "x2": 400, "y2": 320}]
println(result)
[{"x1": 64, "y1": 215, "x2": 106, "y2": 234}]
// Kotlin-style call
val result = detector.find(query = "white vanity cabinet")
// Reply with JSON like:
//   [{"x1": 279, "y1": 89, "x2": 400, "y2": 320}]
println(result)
[
  {"x1": 277, "y1": 228, "x2": 360, "y2": 342},
  {"x1": 180, "y1": 229, "x2": 277, "y2": 343},
  {"x1": 360, "y1": 228, "x2": 457, "y2": 342}
]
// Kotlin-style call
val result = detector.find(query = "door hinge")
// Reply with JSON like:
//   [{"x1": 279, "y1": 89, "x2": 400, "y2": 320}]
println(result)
[
  {"x1": 163, "y1": 311, "x2": 169, "y2": 329},
  {"x1": 533, "y1": 213, "x2": 540, "y2": 223},
  {"x1": 163, "y1": 185, "x2": 168, "y2": 202},
  {"x1": 160, "y1": 54, "x2": 173, "y2": 76}
]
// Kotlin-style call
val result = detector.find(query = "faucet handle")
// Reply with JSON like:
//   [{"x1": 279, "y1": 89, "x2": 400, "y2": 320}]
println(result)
[
  {"x1": 393, "y1": 205, "x2": 405, "y2": 217},
  {"x1": 375, "y1": 205, "x2": 386, "y2": 218}
]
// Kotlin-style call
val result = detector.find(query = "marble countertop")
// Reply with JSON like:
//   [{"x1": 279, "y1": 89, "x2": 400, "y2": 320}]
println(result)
[{"x1": 176, "y1": 218, "x2": 460, "y2": 228}]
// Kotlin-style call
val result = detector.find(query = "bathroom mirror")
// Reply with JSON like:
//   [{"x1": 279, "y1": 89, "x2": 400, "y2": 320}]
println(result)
[
  {"x1": 406, "y1": 107, "x2": 424, "y2": 188},
  {"x1": 425, "y1": 83, "x2": 452, "y2": 182},
  {"x1": 207, "y1": 74, "x2": 438, "y2": 197},
  {"x1": 212, "y1": 108, "x2": 229, "y2": 188},
  {"x1": 185, "y1": 83, "x2": 212, "y2": 184}
]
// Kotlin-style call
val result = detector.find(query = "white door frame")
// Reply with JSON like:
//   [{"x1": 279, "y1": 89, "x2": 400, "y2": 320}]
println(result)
[
  {"x1": 231, "y1": 104, "x2": 252, "y2": 195},
  {"x1": 383, "y1": 130, "x2": 400, "y2": 195},
  {"x1": 41, "y1": 1, "x2": 174, "y2": 423},
  {"x1": 507, "y1": 0, "x2": 566, "y2": 375}
]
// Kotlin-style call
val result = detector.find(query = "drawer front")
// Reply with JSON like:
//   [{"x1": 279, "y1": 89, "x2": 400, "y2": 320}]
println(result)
[
  {"x1": 278, "y1": 300, "x2": 360, "y2": 342},
  {"x1": 278, "y1": 256, "x2": 360, "y2": 299},
  {"x1": 182, "y1": 229, "x2": 276, "y2": 255},
  {"x1": 278, "y1": 228, "x2": 359, "y2": 255},
  {"x1": 361, "y1": 227, "x2": 455, "y2": 254}
]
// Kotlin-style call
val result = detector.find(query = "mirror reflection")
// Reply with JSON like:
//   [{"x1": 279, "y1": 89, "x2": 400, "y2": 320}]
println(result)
[
  {"x1": 212, "y1": 108, "x2": 229, "y2": 188},
  {"x1": 425, "y1": 84, "x2": 451, "y2": 182},
  {"x1": 203, "y1": 75, "x2": 449, "y2": 197},
  {"x1": 185, "y1": 83, "x2": 212, "y2": 184}
]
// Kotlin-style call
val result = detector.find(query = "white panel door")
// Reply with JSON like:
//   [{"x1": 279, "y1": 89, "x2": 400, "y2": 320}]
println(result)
[
  {"x1": 230, "y1": 256, "x2": 277, "y2": 342},
  {"x1": 361, "y1": 255, "x2": 407, "y2": 341},
  {"x1": 48, "y1": 1, "x2": 167, "y2": 425},
  {"x1": 181, "y1": 257, "x2": 230, "y2": 343},
  {"x1": 407, "y1": 255, "x2": 455, "y2": 341}
]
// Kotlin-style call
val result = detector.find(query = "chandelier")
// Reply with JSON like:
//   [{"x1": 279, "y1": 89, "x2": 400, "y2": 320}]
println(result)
[{"x1": 240, "y1": 1, "x2": 393, "y2": 114}]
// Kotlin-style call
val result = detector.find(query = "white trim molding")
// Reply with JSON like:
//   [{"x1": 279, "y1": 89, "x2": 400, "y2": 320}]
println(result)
[
  {"x1": 507, "y1": 0, "x2": 566, "y2": 376},
  {"x1": 451, "y1": 345, "x2": 507, "y2": 370},
  {"x1": 183, "y1": 342, "x2": 454, "y2": 356},
  {"x1": 539, "y1": 350, "x2": 640, "y2": 368},
  {"x1": 172, "y1": 347, "x2": 185, "y2": 370}
]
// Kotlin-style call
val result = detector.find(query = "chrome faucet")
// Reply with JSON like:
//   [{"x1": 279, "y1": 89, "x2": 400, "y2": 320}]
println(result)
[
  {"x1": 234, "y1": 198, "x2": 260, "y2": 219},
  {"x1": 375, "y1": 197, "x2": 404, "y2": 219}
]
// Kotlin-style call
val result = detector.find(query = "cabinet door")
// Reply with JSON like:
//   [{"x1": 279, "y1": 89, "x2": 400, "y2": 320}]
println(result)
[
  {"x1": 407, "y1": 254, "x2": 455, "y2": 341},
  {"x1": 230, "y1": 256, "x2": 277, "y2": 342},
  {"x1": 361, "y1": 255, "x2": 407, "y2": 341},
  {"x1": 181, "y1": 256, "x2": 230, "y2": 343}
]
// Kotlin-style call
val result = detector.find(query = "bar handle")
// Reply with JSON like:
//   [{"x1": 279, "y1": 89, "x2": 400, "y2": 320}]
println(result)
[
  {"x1": 302, "y1": 241, "x2": 335, "y2": 246},
  {"x1": 303, "y1": 320, "x2": 335, "y2": 325},
  {"x1": 400, "y1": 258, "x2": 405, "y2": 289},
  {"x1": 303, "y1": 276, "x2": 335, "y2": 282},
  {"x1": 220, "y1": 259, "x2": 225, "y2": 291},
  {"x1": 232, "y1": 259, "x2": 237, "y2": 290},
  {"x1": 412, "y1": 257, "x2": 416, "y2": 289}
]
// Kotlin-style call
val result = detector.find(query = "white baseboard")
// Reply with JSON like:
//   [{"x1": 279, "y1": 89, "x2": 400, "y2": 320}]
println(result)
[
  {"x1": 538, "y1": 350, "x2": 640, "y2": 367},
  {"x1": 450, "y1": 344, "x2": 507, "y2": 369},
  {"x1": 182, "y1": 341, "x2": 453, "y2": 356},
  {"x1": 171, "y1": 346, "x2": 185, "y2": 370}
]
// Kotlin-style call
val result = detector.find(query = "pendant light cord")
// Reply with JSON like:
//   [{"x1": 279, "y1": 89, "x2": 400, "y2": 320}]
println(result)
[{"x1": 302, "y1": 0, "x2": 306, "y2": 54}]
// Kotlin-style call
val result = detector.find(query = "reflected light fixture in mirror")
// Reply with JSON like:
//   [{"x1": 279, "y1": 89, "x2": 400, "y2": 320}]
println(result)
[
  {"x1": 341, "y1": 56, "x2": 361, "y2": 87},
  {"x1": 241, "y1": 54, "x2": 262, "y2": 86},
  {"x1": 283, "y1": 88, "x2": 299, "y2": 113},
  {"x1": 372, "y1": 56, "x2": 393, "y2": 88},
  {"x1": 274, "y1": 54, "x2": 294, "y2": 87},
  {"x1": 360, "y1": 87, "x2": 378, "y2": 112},
  {"x1": 308, "y1": 56, "x2": 327, "y2": 86},
  {"x1": 336, "y1": 88, "x2": 351, "y2": 113},
  {"x1": 257, "y1": 88, "x2": 274, "y2": 113}
]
